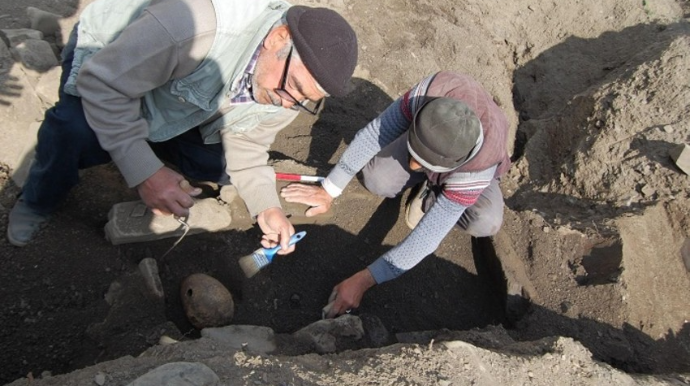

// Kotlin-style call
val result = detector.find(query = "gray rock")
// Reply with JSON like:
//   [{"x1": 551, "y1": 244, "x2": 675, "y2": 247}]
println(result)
[
  {"x1": 94, "y1": 371, "x2": 106, "y2": 386},
  {"x1": 0, "y1": 28, "x2": 43, "y2": 47},
  {"x1": 292, "y1": 314, "x2": 364, "y2": 353},
  {"x1": 138, "y1": 258, "x2": 164, "y2": 299},
  {"x1": 26, "y1": 7, "x2": 61, "y2": 38},
  {"x1": 126, "y1": 362, "x2": 219, "y2": 386},
  {"x1": 11, "y1": 39, "x2": 58, "y2": 72},
  {"x1": 201, "y1": 325, "x2": 276, "y2": 354},
  {"x1": 359, "y1": 313, "x2": 392, "y2": 347}
]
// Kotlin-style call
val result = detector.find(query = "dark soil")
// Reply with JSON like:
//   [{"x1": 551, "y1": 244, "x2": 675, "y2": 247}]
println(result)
[{"x1": 0, "y1": 93, "x2": 507, "y2": 384}]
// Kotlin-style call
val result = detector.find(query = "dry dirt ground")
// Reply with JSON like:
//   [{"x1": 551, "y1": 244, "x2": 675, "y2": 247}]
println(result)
[{"x1": 1, "y1": 0, "x2": 690, "y2": 385}]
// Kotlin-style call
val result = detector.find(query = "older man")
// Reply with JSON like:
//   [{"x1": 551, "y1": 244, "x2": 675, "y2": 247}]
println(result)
[
  {"x1": 281, "y1": 71, "x2": 511, "y2": 317},
  {"x1": 8, "y1": 0, "x2": 358, "y2": 253}
]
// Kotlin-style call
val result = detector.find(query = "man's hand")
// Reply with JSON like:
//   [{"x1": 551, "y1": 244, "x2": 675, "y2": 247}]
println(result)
[
  {"x1": 257, "y1": 207, "x2": 296, "y2": 255},
  {"x1": 280, "y1": 183, "x2": 333, "y2": 217},
  {"x1": 136, "y1": 167, "x2": 202, "y2": 217},
  {"x1": 322, "y1": 269, "x2": 377, "y2": 318}
]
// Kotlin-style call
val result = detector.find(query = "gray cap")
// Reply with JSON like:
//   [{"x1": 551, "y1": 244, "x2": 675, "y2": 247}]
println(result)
[{"x1": 407, "y1": 98, "x2": 482, "y2": 172}]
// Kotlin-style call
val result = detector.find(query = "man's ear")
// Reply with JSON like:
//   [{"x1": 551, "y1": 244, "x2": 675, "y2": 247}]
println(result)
[{"x1": 263, "y1": 25, "x2": 291, "y2": 50}]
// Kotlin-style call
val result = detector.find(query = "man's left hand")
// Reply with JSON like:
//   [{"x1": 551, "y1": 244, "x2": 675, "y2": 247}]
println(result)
[
  {"x1": 257, "y1": 207, "x2": 296, "y2": 254},
  {"x1": 280, "y1": 183, "x2": 333, "y2": 217}
]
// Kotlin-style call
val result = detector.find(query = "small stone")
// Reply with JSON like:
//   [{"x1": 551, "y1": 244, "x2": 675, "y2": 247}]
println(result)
[
  {"x1": 669, "y1": 143, "x2": 690, "y2": 175},
  {"x1": 219, "y1": 185, "x2": 239, "y2": 204},
  {"x1": 640, "y1": 184, "x2": 655, "y2": 197},
  {"x1": 159, "y1": 335, "x2": 179, "y2": 345},
  {"x1": 94, "y1": 372, "x2": 106, "y2": 386},
  {"x1": 26, "y1": 7, "x2": 61, "y2": 37},
  {"x1": 138, "y1": 258, "x2": 164, "y2": 299}
]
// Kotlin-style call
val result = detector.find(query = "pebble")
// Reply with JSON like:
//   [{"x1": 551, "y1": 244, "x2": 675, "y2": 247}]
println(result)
[
  {"x1": 158, "y1": 335, "x2": 179, "y2": 345},
  {"x1": 94, "y1": 372, "x2": 106, "y2": 386},
  {"x1": 641, "y1": 185, "x2": 655, "y2": 197}
]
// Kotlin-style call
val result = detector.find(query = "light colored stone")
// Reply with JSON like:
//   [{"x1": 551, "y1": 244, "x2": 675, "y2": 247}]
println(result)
[
  {"x1": 126, "y1": 362, "x2": 219, "y2": 386},
  {"x1": 94, "y1": 372, "x2": 106, "y2": 386},
  {"x1": 201, "y1": 325, "x2": 276, "y2": 354},
  {"x1": 103, "y1": 198, "x2": 232, "y2": 245},
  {"x1": 159, "y1": 335, "x2": 179, "y2": 345}
]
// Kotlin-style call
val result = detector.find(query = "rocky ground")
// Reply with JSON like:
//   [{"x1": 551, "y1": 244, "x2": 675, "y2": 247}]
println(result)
[{"x1": 0, "y1": 0, "x2": 689, "y2": 385}]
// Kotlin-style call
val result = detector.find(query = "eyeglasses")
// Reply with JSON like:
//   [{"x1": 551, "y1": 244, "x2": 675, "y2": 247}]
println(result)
[{"x1": 274, "y1": 46, "x2": 324, "y2": 115}]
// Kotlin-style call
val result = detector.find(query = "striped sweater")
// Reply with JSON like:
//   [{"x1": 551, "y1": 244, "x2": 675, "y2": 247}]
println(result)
[{"x1": 325, "y1": 71, "x2": 511, "y2": 283}]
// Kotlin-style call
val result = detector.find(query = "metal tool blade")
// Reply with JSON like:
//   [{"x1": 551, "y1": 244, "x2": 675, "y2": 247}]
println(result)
[{"x1": 161, "y1": 215, "x2": 190, "y2": 259}]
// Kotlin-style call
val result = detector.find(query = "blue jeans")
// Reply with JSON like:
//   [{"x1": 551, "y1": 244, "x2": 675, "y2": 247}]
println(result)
[{"x1": 21, "y1": 43, "x2": 226, "y2": 215}]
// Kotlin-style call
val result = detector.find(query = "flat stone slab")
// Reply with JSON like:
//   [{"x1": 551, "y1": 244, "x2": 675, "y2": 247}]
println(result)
[
  {"x1": 201, "y1": 325, "x2": 276, "y2": 354},
  {"x1": 103, "y1": 183, "x2": 334, "y2": 246},
  {"x1": 104, "y1": 198, "x2": 232, "y2": 245},
  {"x1": 126, "y1": 362, "x2": 219, "y2": 386}
]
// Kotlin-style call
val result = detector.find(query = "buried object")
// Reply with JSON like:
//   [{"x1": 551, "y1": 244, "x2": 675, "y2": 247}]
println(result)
[{"x1": 180, "y1": 273, "x2": 235, "y2": 329}]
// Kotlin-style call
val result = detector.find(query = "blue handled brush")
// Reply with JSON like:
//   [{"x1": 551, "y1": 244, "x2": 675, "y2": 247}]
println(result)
[{"x1": 239, "y1": 231, "x2": 307, "y2": 278}]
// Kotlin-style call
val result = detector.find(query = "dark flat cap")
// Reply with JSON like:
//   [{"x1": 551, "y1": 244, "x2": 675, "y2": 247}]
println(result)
[{"x1": 287, "y1": 6, "x2": 358, "y2": 97}]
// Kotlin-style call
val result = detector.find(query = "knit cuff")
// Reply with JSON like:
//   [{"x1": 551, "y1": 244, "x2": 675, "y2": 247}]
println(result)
[
  {"x1": 321, "y1": 178, "x2": 343, "y2": 198},
  {"x1": 325, "y1": 163, "x2": 355, "y2": 195},
  {"x1": 368, "y1": 257, "x2": 405, "y2": 284}
]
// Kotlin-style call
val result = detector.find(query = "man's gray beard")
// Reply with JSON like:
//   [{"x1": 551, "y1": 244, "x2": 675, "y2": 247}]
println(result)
[{"x1": 251, "y1": 76, "x2": 282, "y2": 107}]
